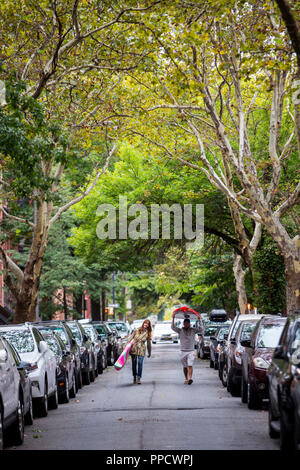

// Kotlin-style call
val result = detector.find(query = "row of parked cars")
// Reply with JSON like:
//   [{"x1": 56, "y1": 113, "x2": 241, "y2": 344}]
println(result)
[
  {"x1": 0, "y1": 318, "x2": 131, "y2": 450},
  {"x1": 197, "y1": 309, "x2": 300, "y2": 451}
]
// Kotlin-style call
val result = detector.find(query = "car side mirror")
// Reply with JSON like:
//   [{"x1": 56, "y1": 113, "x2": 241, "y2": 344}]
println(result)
[
  {"x1": 240, "y1": 339, "x2": 252, "y2": 348},
  {"x1": 97, "y1": 335, "x2": 102, "y2": 341},
  {"x1": 223, "y1": 334, "x2": 228, "y2": 340},
  {"x1": 0, "y1": 350, "x2": 8, "y2": 362},
  {"x1": 83, "y1": 334, "x2": 89, "y2": 342},
  {"x1": 17, "y1": 361, "x2": 31, "y2": 370},
  {"x1": 230, "y1": 338, "x2": 236, "y2": 345},
  {"x1": 39, "y1": 341, "x2": 48, "y2": 353},
  {"x1": 210, "y1": 336, "x2": 216, "y2": 341}
]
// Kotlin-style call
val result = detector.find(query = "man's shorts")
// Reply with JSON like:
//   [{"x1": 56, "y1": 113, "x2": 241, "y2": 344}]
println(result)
[{"x1": 180, "y1": 351, "x2": 195, "y2": 367}]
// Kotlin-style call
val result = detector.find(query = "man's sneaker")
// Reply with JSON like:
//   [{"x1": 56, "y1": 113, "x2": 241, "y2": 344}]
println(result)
[
  {"x1": 133, "y1": 376, "x2": 137, "y2": 384},
  {"x1": 137, "y1": 377, "x2": 141, "y2": 384}
]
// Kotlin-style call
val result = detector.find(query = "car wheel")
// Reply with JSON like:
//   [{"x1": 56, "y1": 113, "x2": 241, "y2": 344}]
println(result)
[
  {"x1": 90, "y1": 365, "x2": 95, "y2": 383},
  {"x1": 247, "y1": 380, "x2": 261, "y2": 410},
  {"x1": 268, "y1": 401, "x2": 280, "y2": 439},
  {"x1": 241, "y1": 374, "x2": 248, "y2": 404},
  {"x1": 218, "y1": 363, "x2": 223, "y2": 380},
  {"x1": 83, "y1": 366, "x2": 91, "y2": 385},
  {"x1": 199, "y1": 347, "x2": 205, "y2": 360},
  {"x1": 227, "y1": 367, "x2": 240, "y2": 397},
  {"x1": 69, "y1": 374, "x2": 76, "y2": 399},
  {"x1": 48, "y1": 386, "x2": 58, "y2": 410},
  {"x1": 280, "y1": 406, "x2": 294, "y2": 451},
  {"x1": 60, "y1": 376, "x2": 70, "y2": 404},
  {"x1": 77, "y1": 370, "x2": 83, "y2": 390},
  {"x1": 10, "y1": 395, "x2": 24, "y2": 446},
  {"x1": 37, "y1": 381, "x2": 48, "y2": 418},
  {"x1": 94, "y1": 362, "x2": 99, "y2": 378},
  {"x1": 221, "y1": 363, "x2": 228, "y2": 387},
  {"x1": 107, "y1": 349, "x2": 113, "y2": 366},
  {"x1": 0, "y1": 404, "x2": 3, "y2": 450},
  {"x1": 98, "y1": 357, "x2": 104, "y2": 375},
  {"x1": 294, "y1": 407, "x2": 300, "y2": 450},
  {"x1": 24, "y1": 391, "x2": 34, "y2": 425}
]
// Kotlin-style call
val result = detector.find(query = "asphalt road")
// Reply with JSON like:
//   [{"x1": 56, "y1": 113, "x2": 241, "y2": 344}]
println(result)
[{"x1": 9, "y1": 343, "x2": 280, "y2": 450}]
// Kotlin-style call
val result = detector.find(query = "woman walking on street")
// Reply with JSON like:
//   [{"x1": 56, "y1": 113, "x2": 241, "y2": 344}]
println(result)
[{"x1": 128, "y1": 319, "x2": 152, "y2": 384}]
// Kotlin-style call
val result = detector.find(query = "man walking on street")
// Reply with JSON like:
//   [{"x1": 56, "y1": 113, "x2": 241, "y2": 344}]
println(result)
[{"x1": 171, "y1": 314, "x2": 202, "y2": 384}]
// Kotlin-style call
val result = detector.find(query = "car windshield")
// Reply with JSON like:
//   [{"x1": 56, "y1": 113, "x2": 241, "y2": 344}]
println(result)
[
  {"x1": 83, "y1": 327, "x2": 96, "y2": 341},
  {"x1": 1, "y1": 329, "x2": 35, "y2": 353},
  {"x1": 110, "y1": 323, "x2": 127, "y2": 332},
  {"x1": 257, "y1": 323, "x2": 285, "y2": 348},
  {"x1": 240, "y1": 323, "x2": 257, "y2": 341},
  {"x1": 217, "y1": 328, "x2": 229, "y2": 340},
  {"x1": 204, "y1": 326, "x2": 219, "y2": 337},
  {"x1": 67, "y1": 324, "x2": 81, "y2": 342},
  {"x1": 93, "y1": 324, "x2": 106, "y2": 336},
  {"x1": 44, "y1": 335, "x2": 61, "y2": 356},
  {"x1": 51, "y1": 327, "x2": 68, "y2": 345}
]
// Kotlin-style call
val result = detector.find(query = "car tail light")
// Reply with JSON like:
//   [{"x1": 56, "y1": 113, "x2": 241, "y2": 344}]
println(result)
[{"x1": 28, "y1": 362, "x2": 38, "y2": 371}]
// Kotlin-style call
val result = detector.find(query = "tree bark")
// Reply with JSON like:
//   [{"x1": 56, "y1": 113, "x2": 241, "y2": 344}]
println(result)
[{"x1": 233, "y1": 254, "x2": 249, "y2": 315}]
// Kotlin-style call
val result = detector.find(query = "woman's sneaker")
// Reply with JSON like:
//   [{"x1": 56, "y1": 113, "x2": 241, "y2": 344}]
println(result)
[
  {"x1": 137, "y1": 377, "x2": 141, "y2": 384},
  {"x1": 133, "y1": 376, "x2": 137, "y2": 384}
]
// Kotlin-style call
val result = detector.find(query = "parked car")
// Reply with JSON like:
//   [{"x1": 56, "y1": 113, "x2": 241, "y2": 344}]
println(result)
[
  {"x1": 152, "y1": 321, "x2": 179, "y2": 344},
  {"x1": 197, "y1": 324, "x2": 221, "y2": 359},
  {"x1": 226, "y1": 319, "x2": 262, "y2": 397},
  {"x1": 92, "y1": 321, "x2": 117, "y2": 366},
  {"x1": 267, "y1": 311, "x2": 300, "y2": 450},
  {"x1": 241, "y1": 315, "x2": 287, "y2": 408},
  {"x1": 32, "y1": 320, "x2": 82, "y2": 391},
  {"x1": 66, "y1": 320, "x2": 97, "y2": 385},
  {"x1": 3, "y1": 337, "x2": 33, "y2": 426},
  {"x1": 79, "y1": 320, "x2": 107, "y2": 374},
  {"x1": 0, "y1": 336, "x2": 27, "y2": 449},
  {"x1": 40, "y1": 330, "x2": 77, "y2": 404},
  {"x1": 130, "y1": 319, "x2": 144, "y2": 333},
  {"x1": 107, "y1": 321, "x2": 130, "y2": 346},
  {"x1": 0, "y1": 323, "x2": 57, "y2": 418},
  {"x1": 104, "y1": 321, "x2": 123, "y2": 360},
  {"x1": 219, "y1": 313, "x2": 264, "y2": 388},
  {"x1": 209, "y1": 324, "x2": 231, "y2": 369}
]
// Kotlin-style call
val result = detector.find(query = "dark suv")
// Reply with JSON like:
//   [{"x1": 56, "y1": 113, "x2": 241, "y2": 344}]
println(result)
[
  {"x1": 31, "y1": 320, "x2": 82, "y2": 391},
  {"x1": 40, "y1": 330, "x2": 77, "y2": 404},
  {"x1": 93, "y1": 321, "x2": 120, "y2": 365},
  {"x1": 226, "y1": 319, "x2": 261, "y2": 397},
  {"x1": 267, "y1": 311, "x2": 300, "y2": 450},
  {"x1": 209, "y1": 324, "x2": 231, "y2": 369},
  {"x1": 220, "y1": 314, "x2": 264, "y2": 389},
  {"x1": 240, "y1": 315, "x2": 286, "y2": 409},
  {"x1": 66, "y1": 320, "x2": 97, "y2": 385},
  {"x1": 198, "y1": 324, "x2": 221, "y2": 359}
]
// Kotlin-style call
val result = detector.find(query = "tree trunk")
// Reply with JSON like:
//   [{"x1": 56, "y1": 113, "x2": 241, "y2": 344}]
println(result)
[
  {"x1": 233, "y1": 254, "x2": 249, "y2": 315},
  {"x1": 13, "y1": 202, "x2": 50, "y2": 323},
  {"x1": 284, "y1": 254, "x2": 300, "y2": 315},
  {"x1": 91, "y1": 299, "x2": 101, "y2": 321}
]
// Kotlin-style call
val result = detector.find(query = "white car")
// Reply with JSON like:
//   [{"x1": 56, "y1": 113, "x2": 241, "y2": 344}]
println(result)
[
  {"x1": 0, "y1": 323, "x2": 58, "y2": 418},
  {"x1": 0, "y1": 336, "x2": 25, "y2": 449},
  {"x1": 152, "y1": 321, "x2": 179, "y2": 344}
]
